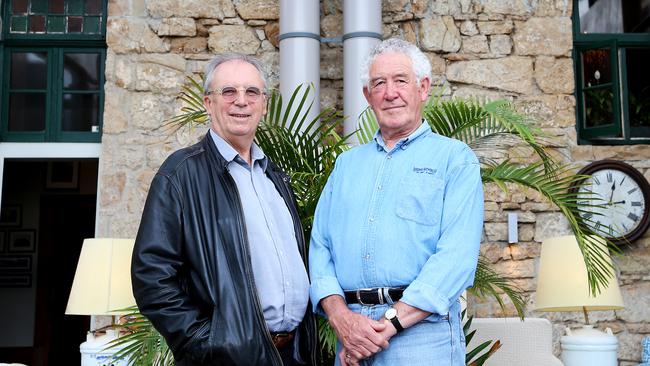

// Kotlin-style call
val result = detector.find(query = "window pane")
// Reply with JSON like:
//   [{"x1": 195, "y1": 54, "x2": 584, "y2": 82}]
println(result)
[
  {"x1": 11, "y1": 52, "x2": 48, "y2": 89},
  {"x1": 68, "y1": 16, "x2": 83, "y2": 32},
  {"x1": 579, "y1": 0, "x2": 650, "y2": 33},
  {"x1": 49, "y1": 0, "x2": 65, "y2": 14},
  {"x1": 67, "y1": 0, "x2": 84, "y2": 15},
  {"x1": 48, "y1": 16, "x2": 66, "y2": 33},
  {"x1": 584, "y1": 88, "x2": 615, "y2": 128},
  {"x1": 625, "y1": 48, "x2": 650, "y2": 136},
  {"x1": 31, "y1": 0, "x2": 48, "y2": 13},
  {"x1": 10, "y1": 16, "x2": 28, "y2": 32},
  {"x1": 61, "y1": 93, "x2": 99, "y2": 131},
  {"x1": 29, "y1": 15, "x2": 46, "y2": 33},
  {"x1": 12, "y1": 0, "x2": 28, "y2": 14},
  {"x1": 64, "y1": 53, "x2": 100, "y2": 90},
  {"x1": 83, "y1": 17, "x2": 101, "y2": 34},
  {"x1": 86, "y1": 0, "x2": 103, "y2": 15},
  {"x1": 582, "y1": 49, "x2": 611, "y2": 87},
  {"x1": 9, "y1": 93, "x2": 47, "y2": 131}
]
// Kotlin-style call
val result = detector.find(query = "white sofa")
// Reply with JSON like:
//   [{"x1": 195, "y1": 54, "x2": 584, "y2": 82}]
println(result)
[{"x1": 468, "y1": 317, "x2": 563, "y2": 366}]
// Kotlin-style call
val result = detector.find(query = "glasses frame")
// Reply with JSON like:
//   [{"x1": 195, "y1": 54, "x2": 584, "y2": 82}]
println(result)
[{"x1": 205, "y1": 86, "x2": 267, "y2": 103}]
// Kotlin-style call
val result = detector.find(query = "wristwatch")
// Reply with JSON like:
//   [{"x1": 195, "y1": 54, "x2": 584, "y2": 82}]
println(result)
[{"x1": 384, "y1": 307, "x2": 404, "y2": 333}]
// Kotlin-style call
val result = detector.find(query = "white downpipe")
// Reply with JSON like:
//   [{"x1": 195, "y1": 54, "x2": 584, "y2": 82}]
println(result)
[
  {"x1": 279, "y1": 0, "x2": 320, "y2": 132},
  {"x1": 343, "y1": 0, "x2": 382, "y2": 144}
]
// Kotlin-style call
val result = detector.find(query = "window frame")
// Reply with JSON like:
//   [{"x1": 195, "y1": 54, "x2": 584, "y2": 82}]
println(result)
[
  {"x1": 573, "y1": 0, "x2": 650, "y2": 145},
  {"x1": 1, "y1": 46, "x2": 105, "y2": 142}
]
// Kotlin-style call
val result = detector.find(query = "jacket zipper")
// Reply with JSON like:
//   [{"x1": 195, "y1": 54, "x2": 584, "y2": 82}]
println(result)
[{"x1": 224, "y1": 172, "x2": 283, "y2": 366}]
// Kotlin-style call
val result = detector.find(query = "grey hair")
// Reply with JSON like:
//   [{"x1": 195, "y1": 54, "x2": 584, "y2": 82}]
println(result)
[
  {"x1": 203, "y1": 53, "x2": 269, "y2": 94},
  {"x1": 360, "y1": 38, "x2": 432, "y2": 89}
]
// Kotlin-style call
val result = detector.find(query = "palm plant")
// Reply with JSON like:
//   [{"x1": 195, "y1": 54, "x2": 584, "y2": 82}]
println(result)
[{"x1": 112, "y1": 78, "x2": 614, "y2": 365}]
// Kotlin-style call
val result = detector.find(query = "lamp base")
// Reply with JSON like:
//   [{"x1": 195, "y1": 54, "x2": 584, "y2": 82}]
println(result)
[
  {"x1": 560, "y1": 325, "x2": 618, "y2": 366},
  {"x1": 80, "y1": 329, "x2": 129, "y2": 366}
]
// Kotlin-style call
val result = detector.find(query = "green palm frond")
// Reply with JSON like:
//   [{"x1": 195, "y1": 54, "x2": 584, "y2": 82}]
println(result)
[
  {"x1": 482, "y1": 160, "x2": 618, "y2": 294},
  {"x1": 163, "y1": 76, "x2": 209, "y2": 132},
  {"x1": 469, "y1": 256, "x2": 526, "y2": 318},
  {"x1": 107, "y1": 307, "x2": 174, "y2": 366}
]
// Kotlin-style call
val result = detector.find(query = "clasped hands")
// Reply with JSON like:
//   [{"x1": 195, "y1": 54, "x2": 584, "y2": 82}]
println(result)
[{"x1": 328, "y1": 309, "x2": 397, "y2": 366}]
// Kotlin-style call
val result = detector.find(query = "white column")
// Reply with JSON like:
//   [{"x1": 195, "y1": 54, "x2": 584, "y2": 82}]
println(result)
[
  {"x1": 343, "y1": 0, "x2": 382, "y2": 143},
  {"x1": 279, "y1": 0, "x2": 320, "y2": 132}
]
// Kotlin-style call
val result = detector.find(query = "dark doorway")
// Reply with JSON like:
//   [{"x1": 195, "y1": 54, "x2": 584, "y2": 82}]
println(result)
[{"x1": 0, "y1": 159, "x2": 98, "y2": 365}]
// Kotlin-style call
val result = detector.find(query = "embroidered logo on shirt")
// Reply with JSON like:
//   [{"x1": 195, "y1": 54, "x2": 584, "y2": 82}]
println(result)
[{"x1": 413, "y1": 167, "x2": 436, "y2": 174}]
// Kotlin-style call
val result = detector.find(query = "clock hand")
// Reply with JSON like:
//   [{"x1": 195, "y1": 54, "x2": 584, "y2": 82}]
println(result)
[
  {"x1": 608, "y1": 181, "x2": 616, "y2": 203},
  {"x1": 611, "y1": 200, "x2": 626, "y2": 205}
]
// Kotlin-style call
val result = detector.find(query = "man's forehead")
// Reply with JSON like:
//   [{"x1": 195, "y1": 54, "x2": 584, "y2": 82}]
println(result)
[
  {"x1": 369, "y1": 53, "x2": 414, "y2": 77},
  {"x1": 212, "y1": 60, "x2": 264, "y2": 86}
]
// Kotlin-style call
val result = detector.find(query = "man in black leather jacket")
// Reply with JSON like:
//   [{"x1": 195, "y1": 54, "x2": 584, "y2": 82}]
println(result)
[{"x1": 131, "y1": 53, "x2": 318, "y2": 366}]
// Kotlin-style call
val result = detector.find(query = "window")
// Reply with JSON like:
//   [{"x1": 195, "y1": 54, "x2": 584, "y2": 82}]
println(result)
[
  {"x1": 574, "y1": 0, "x2": 650, "y2": 145},
  {"x1": 0, "y1": 0, "x2": 106, "y2": 143}
]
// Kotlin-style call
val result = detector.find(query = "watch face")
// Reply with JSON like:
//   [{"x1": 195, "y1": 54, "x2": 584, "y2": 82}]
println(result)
[
  {"x1": 385, "y1": 308, "x2": 397, "y2": 319},
  {"x1": 578, "y1": 165, "x2": 648, "y2": 240}
]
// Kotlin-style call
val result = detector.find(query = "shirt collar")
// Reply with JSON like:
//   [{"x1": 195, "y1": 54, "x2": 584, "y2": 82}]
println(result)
[
  {"x1": 373, "y1": 120, "x2": 431, "y2": 152},
  {"x1": 209, "y1": 129, "x2": 268, "y2": 170}
]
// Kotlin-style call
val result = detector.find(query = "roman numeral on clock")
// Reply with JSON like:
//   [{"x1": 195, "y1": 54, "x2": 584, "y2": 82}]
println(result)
[
  {"x1": 628, "y1": 187, "x2": 638, "y2": 194},
  {"x1": 628, "y1": 212, "x2": 639, "y2": 222},
  {"x1": 607, "y1": 172, "x2": 613, "y2": 182}
]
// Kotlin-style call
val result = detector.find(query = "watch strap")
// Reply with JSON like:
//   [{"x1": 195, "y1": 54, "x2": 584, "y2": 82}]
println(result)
[{"x1": 389, "y1": 315, "x2": 404, "y2": 333}]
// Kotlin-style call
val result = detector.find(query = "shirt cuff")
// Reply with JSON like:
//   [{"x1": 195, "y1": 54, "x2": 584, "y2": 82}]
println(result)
[
  {"x1": 309, "y1": 276, "x2": 344, "y2": 315},
  {"x1": 400, "y1": 279, "x2": 451, "y2": 316}
]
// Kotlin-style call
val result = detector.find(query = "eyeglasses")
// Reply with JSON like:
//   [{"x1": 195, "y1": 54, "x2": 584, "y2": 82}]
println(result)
[{"x1": 206, "y1": 86, "x2": 266, "y2": 103}]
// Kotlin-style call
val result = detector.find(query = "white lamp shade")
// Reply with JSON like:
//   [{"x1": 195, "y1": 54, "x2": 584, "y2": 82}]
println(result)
[
  {"x1": 65, "y1": 238, "x2": 136, "y2": 315},
  {"x1": 534, "y1": 235, "x2": 624, "y2": 312}
]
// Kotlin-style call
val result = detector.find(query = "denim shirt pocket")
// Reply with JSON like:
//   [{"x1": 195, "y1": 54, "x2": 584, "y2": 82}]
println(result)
[{"x1": 395, "y1": 171, "x2": 444, "y2": 226}]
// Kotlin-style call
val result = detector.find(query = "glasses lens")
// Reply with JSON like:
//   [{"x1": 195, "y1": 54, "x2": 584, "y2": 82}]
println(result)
[
  {"x1": 220, "y1": 87, "x2": 238, "y2": 101},
  {"x1": 245, "y1": 87, "x2": 262, "y2": 100}
]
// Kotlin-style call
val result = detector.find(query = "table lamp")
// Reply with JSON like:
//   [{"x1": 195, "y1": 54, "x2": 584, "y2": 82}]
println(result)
[
  {"x1": 534, "y1": 235, "x2": 624, "y2": 366},
  {"x1": 65, "y1": 238, "x2": 136, "y2": 366}
]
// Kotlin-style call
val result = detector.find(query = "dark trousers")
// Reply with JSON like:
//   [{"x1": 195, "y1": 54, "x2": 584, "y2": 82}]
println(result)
[{"x1": 278, "y1": 341, "x2": 298, "y2": 366}]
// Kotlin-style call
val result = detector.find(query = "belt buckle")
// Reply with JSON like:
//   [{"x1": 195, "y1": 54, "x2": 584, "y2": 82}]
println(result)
[{"x1": 355, "y1": 288, "x2": 385, "y2": 305}]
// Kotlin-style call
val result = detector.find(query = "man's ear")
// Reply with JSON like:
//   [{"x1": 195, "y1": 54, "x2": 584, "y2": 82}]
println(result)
[
  {"x1": 419, "y1": 76, "x2": 431, "y2": 102},
  {"x1": 363, "y1": 86, "x2": 371, "y2": 103}
]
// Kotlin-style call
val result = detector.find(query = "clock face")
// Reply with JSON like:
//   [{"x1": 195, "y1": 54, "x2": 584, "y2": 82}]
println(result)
[{"x1": 575, "y1": 161, "x2": 650, "y2": 243}]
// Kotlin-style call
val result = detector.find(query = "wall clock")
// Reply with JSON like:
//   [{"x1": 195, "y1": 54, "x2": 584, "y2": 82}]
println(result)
[{"x1": 572, "y1": 160, "x2": 650, "y2": 244}]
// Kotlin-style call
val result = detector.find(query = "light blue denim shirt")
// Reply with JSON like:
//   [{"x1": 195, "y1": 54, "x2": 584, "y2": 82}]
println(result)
[
  {"x1": 210, "y1": 130, "x2": 310, "y2": 332},
  {"x1": 309, "y1": 122, "x2": 483, "y2": 316}
]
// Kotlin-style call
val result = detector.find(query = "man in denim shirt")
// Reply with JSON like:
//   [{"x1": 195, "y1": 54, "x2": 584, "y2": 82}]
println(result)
[{"x1": 309, "y1": 38, "x2": 484, "y2": 365}]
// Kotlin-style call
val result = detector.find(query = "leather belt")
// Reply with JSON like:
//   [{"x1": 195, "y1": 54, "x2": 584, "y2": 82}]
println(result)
[
  {"x1": 271, "y1": 330, "x2": 295, "y2": 349},
  {"x1": 344, "y1": 287, "x2": 404, "y2": 305}
]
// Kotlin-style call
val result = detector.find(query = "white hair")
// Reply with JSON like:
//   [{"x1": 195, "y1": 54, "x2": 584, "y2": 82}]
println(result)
[
  {"x1": 203, "y1": 53, "x2": 268, "y2": 94},
  {"x1": 360, "y1": 38, "x2": 432, "y2": 89}
]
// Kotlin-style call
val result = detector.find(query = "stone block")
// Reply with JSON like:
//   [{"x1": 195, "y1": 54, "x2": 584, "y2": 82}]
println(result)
[
  {"x1": 534, "y1": 212, "x2": 572, "y2": 242},
  {"x1": 157, "y1": 17, "x2": 196, "y2": 36},
  {"x1": 130, "y1": 93, "x2": 177, "y2": 130},
  {"x1": 513, "y1": 17, "x2": 572, "y2": 56},
  {"x1": 99, "y1": 171, "x2": 127, "y2": 206},
  {"x1": 477, "y1": 20, "x2": 514, "y2": 34},
  {"x1": 321, "y1": 14, "x2": 341, "y2": 39},
  {"x1": 207, "y1": 25, "x2": 260, "y2": 54},
  {"x1": 618, "y1": 282, "x2": 650, "y2": 323},
  {"x1": 447, "y1": 56, "x2": 534, "y2": 94},
  {"x1": 264, "y1": 22, "x2": 280, "y2": 48},
  {"x1": 114, "y1": 56, "x2": 135, "y2": 89},
  {"x1": 147, "y1": 0, "x2": 236, "y2": 19},
  {"x1": 533, "y1": 0, "x2": 571, "y2": 16},
  {"x1": 135, "y1": 63, "x2": 185, "y2": 94},
  {"x1": 492, "y1": 258, "x2": 536, "y2": 278},
  {"x1": 481, "y1": 0, "x2": 533, "y2": 16},
  {"x1": 460, "y1": 20, "x2": 479, "y2": 36},
  {"x1": 170, "y1": 37, "x2": 208, "y2": 53},
  {"x1": 107, "y1": 18, "x2": 169, "y2": 54},
  {"x1": 420, "y1": 16, "x2": 461, "y2": 53},
  {"x1": 320, "y1": 47, "x2": 343, "y2": 80},
  {"x1": 235, "y1": 0, "x2": 278, "y2": 20},
  {"x1": 412, "y1": 0, "x2": 430, "y2": 17},
  {"x1": 535, "y1": 56, "x2": 574, "y2": 94},
  {"x1": 461, "y1": 35, "x2": 489, "y2": 54},
  {"x1": 489, "y1": 34, "x2": 512, "y2": 55},
  {"x1": 485, "y1": 222, "x2": 508, "y2": 241},
  {"x1": 103, "y1": 84, "x2": 130, "y2": 134}
]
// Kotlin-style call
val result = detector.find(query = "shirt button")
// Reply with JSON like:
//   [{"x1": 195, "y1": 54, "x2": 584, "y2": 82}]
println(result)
[
  {"x1": 377, "y1": 185, "x2": 382, "y2": 190},
  {"x1": 369, "y1": 217, "x2": 375, "y2": 222},
  {"x1": 286, "y1": 281, "x2": 290, "y2": 285},
  {"x1": 387, "y1": 155, "x2": 392, "y2": 160}
]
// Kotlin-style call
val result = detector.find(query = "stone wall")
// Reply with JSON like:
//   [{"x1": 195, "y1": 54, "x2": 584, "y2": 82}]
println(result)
[{"x1": 99, "y1": 0, "x2": 650, "y2": 363}]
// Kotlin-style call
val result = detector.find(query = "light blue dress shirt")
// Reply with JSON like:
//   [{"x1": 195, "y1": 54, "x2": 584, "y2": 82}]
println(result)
[
  {"x1": 210, "y1": 130, "x2": 310, "y2": 332},
  {"x1": 309, "y1": 122, "x2": 483, "y2": 316}
]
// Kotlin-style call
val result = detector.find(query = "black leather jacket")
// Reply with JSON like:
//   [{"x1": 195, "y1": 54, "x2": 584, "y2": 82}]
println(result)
[{"x1": 131, "y1": 133, "x2": 318, "y2": 365}]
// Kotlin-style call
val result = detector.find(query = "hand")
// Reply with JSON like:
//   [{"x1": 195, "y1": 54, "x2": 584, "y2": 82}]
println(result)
[
  {"x1": 339, "y1": 347, "x2": 361, "y2": 366},
  {"x1": 329, "y1": 309, "x2": 388, "y2": 358},
  {"x1": 609, "y1": 181, "x2": 616, "y2": 203},
  {"x1": 320, "y1": 295, "x2": 388, "y2": 359}
]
